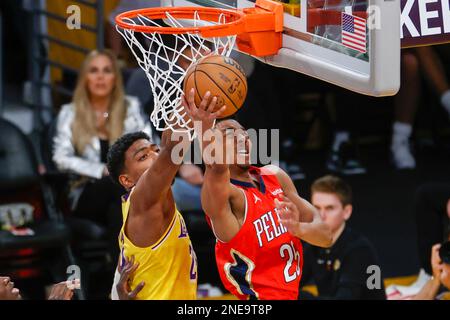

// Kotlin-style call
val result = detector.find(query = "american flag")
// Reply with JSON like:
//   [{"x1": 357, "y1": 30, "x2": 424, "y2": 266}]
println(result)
[{"x1": 341, "y1": 12, "x2": 367, "y2": 53}]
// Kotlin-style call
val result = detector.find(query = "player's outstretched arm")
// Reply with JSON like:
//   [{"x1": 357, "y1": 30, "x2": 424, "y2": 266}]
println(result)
[
  {"x1": 184, "y1": 91, "x2": 243, "y2": 242},
  {"x1": 201, "y1": 163, "x2": 244, "y2": 241},
  {"x1": 131, "y1": 125, "x2": 189, "y2": 211},
  {"x1": 132, "y1": 90, "x2": 213, "y2": 211},
  {"x1": 267, "y1": 165, "x2": 333, "y2": 247}
]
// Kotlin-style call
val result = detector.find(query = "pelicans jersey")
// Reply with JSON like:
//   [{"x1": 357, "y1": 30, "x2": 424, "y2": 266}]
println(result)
[
  {"x1": 118, "y1": 190, "x2": 197, "y2": 300},
  {"x1": 212, "y1": 166, "x2": 303, "y2": 300}
]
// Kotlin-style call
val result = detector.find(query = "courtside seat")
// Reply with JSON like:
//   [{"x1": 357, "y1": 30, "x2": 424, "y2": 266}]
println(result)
[
  {"x1": 41, "y1": 118, "x2": 108, "y2": 241},
  {"x1": 0, "y1": 222, "x2": 69, "y2": 250},
  {"x1": 41, "y1": 117, "x2": 113, "y2": 299},
  {"x1": 0, "y1": 117, "x2": 75, "y2": 296}
]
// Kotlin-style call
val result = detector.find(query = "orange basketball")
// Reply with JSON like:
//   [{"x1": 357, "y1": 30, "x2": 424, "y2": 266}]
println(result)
[{"x1": 183, "y1": 55, "x2": 247, "y2": 118}]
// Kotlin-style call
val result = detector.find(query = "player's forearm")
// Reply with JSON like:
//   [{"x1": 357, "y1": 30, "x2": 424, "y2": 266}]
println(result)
[
  {"x1": 295, "y1": 219, "x2": 332, "y2": 248},
  {"x1": 201, "y1": 166, "x2": 231, "y2": 217},
  {"x1": 289, "y1": 195, "x2": 315, "y2": 223},
  {"x1": 413, "y1": 277, "x2": 441, "y2": 300},
  {"x1": 195, "y1": 126, "x2": 225, "y2": 167},
  {"x1": 134, "y1": 130, "x2": 190, "y2": 208}
]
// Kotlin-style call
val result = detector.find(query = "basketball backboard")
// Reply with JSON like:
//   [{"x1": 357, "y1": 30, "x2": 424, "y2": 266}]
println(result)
[{"x1": 161, "y1": 0, "x2": 400, "y2": 97}]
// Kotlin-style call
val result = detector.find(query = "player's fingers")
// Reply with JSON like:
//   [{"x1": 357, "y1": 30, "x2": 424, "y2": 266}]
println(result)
[
  {"x1": 199, "y1": 91, "x2": 211, "y2": 110},
  {"x1": 119, "y1": 263, "x2": 133, "y2": 283},
  {"x1": 6, "y1": 281, "x2": 14, "y2": 291},
  {"x1": 187, "y1": 88, "x2": 196, "y2": 107},
  {"x1": 122, "y1": 264, "x2": 133, "y2": 279},
  {"x1": 432, "y1": 243, "x2": 442, "y2": 252},
  {"x1": 12, "y1": 288, "x2": 21, "y2": 300},
  {"x1": 206, "y1": 96, "x2": 218, "y2": 113},
  {"x1": 285, "y1": 201, "x2": 296, "y2": 211},
  {"x1": 181, "y1": 95, "x2": 190, "y2": 111},
  {"x1": 277, "y1": 201, "x2": 291, "y2": 213},
  {"x1": 280, "y1": 195, "x2": 292, "y2": 203},
  {"x1": 210, "y1": 105, "x2": 226, "y2": 119},
  {"x1": 124, "y1": 256, "x2": 135, "y2": 271},
  {"x1": 274, "y1": 198, "x2": 282, "y2": 208},
  {"x1": 129, "y1": 261, "x2": 140, "y2": 274},
  {"x1": 432, "y1": 244, "x2": 442, "y2": 263},
  {"x1": 63, "y1": 283, "x2": 75, "y2": 300},
  {"x1": 1, "y1": 277, "x2": 10, "y2": 285},
  {"x1": 61, "y1": 283, "x2": 70, "y2": 298},
  {"x1": 183, "y1": 94, "x2": 196, "y2": 117},
  {"x1": 279, "y1": 218, "x2": 292, "y2": 229},
  {"x1": 129, "y1": 281, "x2": 145, "y2": 299},
  {"x1": 279, "y1": 210, "x2": 291, "y2": 222},
  {"x1": 124, "y1": 255, "x2": 131, "y2": 267}
]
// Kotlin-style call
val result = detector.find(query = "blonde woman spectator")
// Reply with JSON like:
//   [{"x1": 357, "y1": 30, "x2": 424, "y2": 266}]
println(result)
[{"x1": 53, "y1": 49, "x2": 151, "y2": 262}]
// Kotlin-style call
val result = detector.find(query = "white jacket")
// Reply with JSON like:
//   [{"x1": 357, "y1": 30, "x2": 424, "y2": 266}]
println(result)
[{"x1": 53, "y1": 96, "x2": 152, "y2": 179}]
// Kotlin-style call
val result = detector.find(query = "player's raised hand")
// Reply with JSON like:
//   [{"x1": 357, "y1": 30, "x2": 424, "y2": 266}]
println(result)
[
  {"x1": 116, "y1": 255, "x2": 145, "y2": 300},
  {"x1": 182, "y1": 88, "x2": 226, "y2": 130},
  {"x1": 275, "y1": 195, "x2": 301, "y2": 237}
]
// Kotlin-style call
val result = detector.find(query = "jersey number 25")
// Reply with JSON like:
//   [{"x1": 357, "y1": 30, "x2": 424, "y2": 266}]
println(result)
[{"x1": 280, "y1": 241, "x2": 301, "y2": 283}]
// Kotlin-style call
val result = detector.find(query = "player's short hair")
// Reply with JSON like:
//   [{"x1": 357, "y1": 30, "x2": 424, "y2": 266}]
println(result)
[
  {"x1": 107, "y1": 131, "x2": 151, "y2": 184},
  {"x1": 311, "y1": 175, "x2": 352, "y2": 206}
]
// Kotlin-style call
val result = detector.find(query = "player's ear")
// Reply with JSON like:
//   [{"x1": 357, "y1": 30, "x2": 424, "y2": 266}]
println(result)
[
  {"x1": 343, "y1": 204, "x2": 353, "y2": 220},
  {"x1": 119, "y1": 174, "x2": 134, "y2": 190}
]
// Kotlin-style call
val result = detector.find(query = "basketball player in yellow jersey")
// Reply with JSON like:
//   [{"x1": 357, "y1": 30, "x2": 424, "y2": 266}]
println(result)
[{"x1": 106, "y1": 90, "x2": 225, "y2": 300}]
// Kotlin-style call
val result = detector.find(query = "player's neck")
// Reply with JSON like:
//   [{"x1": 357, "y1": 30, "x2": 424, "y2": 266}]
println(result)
[{"x1": 229, "y1": 166, "x2": 253, "y2": 184}]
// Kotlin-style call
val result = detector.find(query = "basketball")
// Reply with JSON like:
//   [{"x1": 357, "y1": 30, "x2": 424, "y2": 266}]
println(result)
[{"x1": 183, "y1": 55, "x2": 247, "y2": 118}]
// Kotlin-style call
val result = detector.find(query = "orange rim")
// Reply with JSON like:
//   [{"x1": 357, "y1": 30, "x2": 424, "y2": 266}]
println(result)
[{"x1": 115, "y1": 6, "x2": 246, "y2": 37}]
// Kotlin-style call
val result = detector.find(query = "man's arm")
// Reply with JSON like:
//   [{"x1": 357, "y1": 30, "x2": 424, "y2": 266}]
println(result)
[
  {"x1": 267, "y1": 165, "x2": 332, "y2": 247},
  {"x1": 184, "y1": 90, "x2": 243, "y2": 242},
  {"x1": 201, "y1": 164, "x2": 244, "y2": 242},
  {"x1": 131, "y1": 90, "x2": 214, "y2": 212},
  {"x1": 131, "y1": 128, "x2": 189, "y2": 212}
]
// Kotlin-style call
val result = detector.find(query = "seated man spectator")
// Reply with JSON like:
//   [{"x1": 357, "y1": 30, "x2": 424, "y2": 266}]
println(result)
[
  {"x1": 299, "y1": 175, "x2": 386, "y2": 299},
  {"x1": 414, "y1": 229, "x2": 450, "y2": 300}
]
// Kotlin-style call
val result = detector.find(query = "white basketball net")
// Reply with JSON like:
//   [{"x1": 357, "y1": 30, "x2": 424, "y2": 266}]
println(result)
[{"x1": 117, "y1": 11, "x2": 237, "y2": 139}]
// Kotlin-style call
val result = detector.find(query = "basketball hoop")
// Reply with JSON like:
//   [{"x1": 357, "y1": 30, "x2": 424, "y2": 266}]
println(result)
[{"x1": 115, "y1": 0, "x2": 283, "y2": 137}]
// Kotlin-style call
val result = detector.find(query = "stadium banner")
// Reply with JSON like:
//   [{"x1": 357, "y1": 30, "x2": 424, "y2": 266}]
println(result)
[{"x1": 401, "y1": 0, "x2": 450, "y2": 47}]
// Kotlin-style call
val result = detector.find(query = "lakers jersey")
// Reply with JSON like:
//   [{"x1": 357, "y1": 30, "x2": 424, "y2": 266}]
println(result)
[{"x1": 118, "y1": 190, "x2": 198, "y2": 300}]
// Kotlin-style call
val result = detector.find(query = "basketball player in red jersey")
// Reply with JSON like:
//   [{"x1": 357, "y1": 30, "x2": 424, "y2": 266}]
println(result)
[{"x1": 185, "y1": 102, "x2": 333, "y2": 300}]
